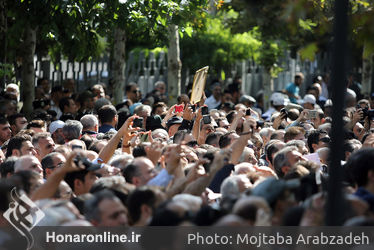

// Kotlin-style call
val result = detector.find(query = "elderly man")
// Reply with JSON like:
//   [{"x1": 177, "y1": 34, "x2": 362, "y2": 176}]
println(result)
[
  {"x1": 49, "y1": 120, "x2": 65, "y2": 145},
  {"x1": 62, "y1": 120, "x2": 83, "y2": 142},
  {"x1": 273, "y1": 146, "x2": 307, "y2": 178},
  {"x1": 80, "y1": 114, "x2": 99, "y2": 136},
  {"x1": 14, "y1": 155, "x2": 43, "y2": 179}
]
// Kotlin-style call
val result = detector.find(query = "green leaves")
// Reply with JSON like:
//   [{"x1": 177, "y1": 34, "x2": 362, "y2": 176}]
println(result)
[
  {"x1": 299, "y1": 42, "x2": 318, "y2": 61},
  {"x1": 180, "y1": 13, "x2": 262, "y2": 75},
  {"x1": 299, "y1": 19, "x2": 317, "y2": 31}
]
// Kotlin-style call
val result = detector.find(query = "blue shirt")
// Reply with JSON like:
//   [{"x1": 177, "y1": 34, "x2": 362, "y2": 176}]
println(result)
[
  {"x1": 99, "y1": 124, "x2": 117, "y2": 133},
  {"x1": 285, "y1": 82, "x2": 299, "y2": 104}
]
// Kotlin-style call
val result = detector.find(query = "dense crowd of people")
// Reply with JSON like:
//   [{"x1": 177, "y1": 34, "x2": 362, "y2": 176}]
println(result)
[{"x1": 0, "y1": 72, "x2": 374, "y2": 232}]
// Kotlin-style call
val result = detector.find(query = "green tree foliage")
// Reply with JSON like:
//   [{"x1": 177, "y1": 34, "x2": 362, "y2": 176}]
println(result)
[{"x1": 180, "y1": 11, "x2": 262, "y2": 76}]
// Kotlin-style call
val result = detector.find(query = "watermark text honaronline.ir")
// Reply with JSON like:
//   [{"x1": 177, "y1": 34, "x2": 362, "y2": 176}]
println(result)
[{"x1": 46, "y1": 231, "x2": 141, "y2": 243}]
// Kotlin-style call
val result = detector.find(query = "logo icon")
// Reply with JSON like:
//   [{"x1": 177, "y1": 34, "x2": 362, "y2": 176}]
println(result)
[{"x1": 3, "y1": 188, "x2": 45, "y2": 250}]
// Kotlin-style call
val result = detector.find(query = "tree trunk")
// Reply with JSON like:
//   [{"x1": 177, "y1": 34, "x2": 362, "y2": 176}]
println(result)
[
  {"x1": 167, "y1": 24, "x2": 182, "y2": 105},
  {"x1": 262, "y1": 68, "x2": 273, "y2": 111},
  {"x1": 362, "y1": 43, "x2": 373, "y2": 96},
  {"x1": 0, "y1": 0, "x2": 7, "y2": 89},
  {"x1": 112, "y1": 27, "x2": 126, "y2": 105},
  {"x1": 21, "y1": 25, "x2": 36, "y2": 119}
]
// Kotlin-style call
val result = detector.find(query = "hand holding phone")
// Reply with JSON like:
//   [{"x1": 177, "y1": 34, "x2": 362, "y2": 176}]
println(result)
[
  {"x1": 201, "y1": 106, "x2": 209, "y2": 115},
  {"x1": 133, "y1": 117, "x2": 144, "y2": 128}
]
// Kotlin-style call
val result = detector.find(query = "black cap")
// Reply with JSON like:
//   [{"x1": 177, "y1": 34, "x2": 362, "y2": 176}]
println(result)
[{"x1": 166, "y1": 116, "x2": 183, "y2": 129}]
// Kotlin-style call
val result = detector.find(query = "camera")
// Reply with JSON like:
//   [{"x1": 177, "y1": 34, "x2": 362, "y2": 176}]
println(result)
[
  {"x1": 203, "y1": 115, "x2": 211, "y2": 124},
  {"x1": 201, "y1": 106, "x2": 209, "y2": 115},
  {"x1": 280, "y1": 108, "x2": 288, "y2": 118},
  {"x1": 308, "y1": 110, "x2": 318, "y2": 119},
  {"x1": 361, "y1": 107, "x2": 374, "y2": 120},
  {"x1": 190, "y1": 104, "x2": 196, "y2": 112},
  {"x1": 74, "y1": 155, "x2": 102, "y2": 171},
  {"x1": 133, "y1": 117, "x2": 144, "y2": 128}
]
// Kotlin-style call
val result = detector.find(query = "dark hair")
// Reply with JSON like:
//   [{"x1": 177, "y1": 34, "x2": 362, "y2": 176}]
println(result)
[
  {"x1": 59, "y1": 97, "x2": 73, "y2": 113},
  {"x1": 151, "y1": 102, "x2": 167, "y2": 116},
  {"x1": 122, "y1": 164, "x2": 139, "y2": 184},
  {"x1": 307, "y1": 130, "x2": 327, "y2": 153},
  {"x1": 26, "y1": 119, "x2": 45, "y2": 129},
  {"x1": 205, "y1": 132, "x2": 222, "y2": 146},
  {"x1": 132, "y1": 145, "x2": 147, "y2": 158},
  {"x1": 127, "y1": 186, "x2": 158, "y2": 224},
  {"x1": 77, "y1": 91, "x2": 94, "y2": 106},
  {"x1": 80, "y1": 134, "x2": 95, "y2": 149},
  {"x1": 117, "y1": 107, "x2": 131, "y2": 129},
  {"x1": 7, "y1": 113, "x2": 26, "y2": 126},
  {"x1": 84, "y1": 189, "x2": 118, "y2": 223},
  {"x1": 0, "y1": 157, "x2": 17, "y2": 178},
  {"x1": 345, "y1": 148, "x2": 374, "y2": 187},
  {"x1": 219, "y1": 131, "x2": 235, "y2": 148},
  {"x1": 284, "y1": 127, "x2": 305, "y2": 142},
  {"x1": 41, "y1": 152, "x2": 61, "y2": 176},
  {"x1": 6, "y1": 135, "x2": 31, "y2": 157},
  {"x1": 125, "y1": 82, "x2": 137, "y2": 93},
  {"x1": 0, "y1": 116, "x2": 8, "y2": 125},
  {"x1": 98, "y1": 105, "x2": 117, "y2": 124},
  {"x1": 266, "y1": 140, "x2": 284, "y2": 165},
  {"x1": 64, "y1": 170, "x2": 88, "y2": 192},
  {"x1": 149, "y1": 204, "x2": 184, "y2": 226},
  {"x1": 226, "y1": 111, "x2": 236, "y2": 124}
]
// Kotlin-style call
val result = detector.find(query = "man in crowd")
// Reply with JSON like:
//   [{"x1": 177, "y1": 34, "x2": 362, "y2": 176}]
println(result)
[{"x1": 1, "y1": 76, "x2": 374, "y2": 231}]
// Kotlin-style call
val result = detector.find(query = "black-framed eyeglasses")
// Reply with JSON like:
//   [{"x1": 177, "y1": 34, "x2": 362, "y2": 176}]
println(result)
[{"x1": 46, "y1": 161, "x2": 64, "y2": 169}]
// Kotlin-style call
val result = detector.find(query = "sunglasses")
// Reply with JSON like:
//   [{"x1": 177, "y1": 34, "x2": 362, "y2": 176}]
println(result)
[{"x1": 132, "y1": 90, "x2": 140, "y2": 94}]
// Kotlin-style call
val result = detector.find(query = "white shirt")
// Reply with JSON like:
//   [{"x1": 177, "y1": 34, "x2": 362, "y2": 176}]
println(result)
[{"x1": 205, "y1": 95, "x2": 221, "y2": 110}]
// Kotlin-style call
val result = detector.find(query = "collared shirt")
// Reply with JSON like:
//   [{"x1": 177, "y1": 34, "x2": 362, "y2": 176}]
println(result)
[
  {"x1": 147, "y1": 169, "x2": 174, "y2": 188},
  {"x1": 82, "y1": 130, "x2": 98, "y2": 137},
  {"x1": 205, "y1": 95, "x2": 221, "y2": 110},
  {"x1": 99, "y1": 124, "x2": 117, "y2": 133}
]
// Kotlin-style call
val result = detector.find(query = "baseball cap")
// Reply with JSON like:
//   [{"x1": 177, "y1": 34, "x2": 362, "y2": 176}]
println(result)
[
  {"x1": 49, "y1": 120, "x2": 65, "y2": 134},
  {"x1": 239, "y1": 95, "x2": 256, "y2": 104},
  {"x1": 166, "y1": 116, "x2": 183, "y2": 129},
  {"x1": 303, "y1": 94, "x2": 316, "y2": 105},
  {"x1": 271, "y1": 92, "x2": 287, "y2": 106},
  {"x1": 251, "y1": 178, "x2": 300, "y2": 206}
]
